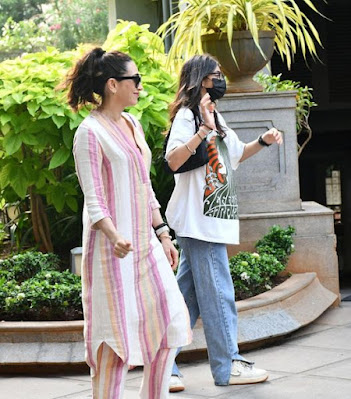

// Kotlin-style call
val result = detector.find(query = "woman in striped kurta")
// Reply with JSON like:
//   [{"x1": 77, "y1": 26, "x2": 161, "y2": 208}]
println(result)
[{"x1": 66, "y1": 48, "x2": 191, "y2": 399}]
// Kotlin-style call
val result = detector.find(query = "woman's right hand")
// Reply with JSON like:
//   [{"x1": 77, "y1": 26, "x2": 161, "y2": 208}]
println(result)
[
  {"x1": 199, "y1": 93, "x2": 216, "y2": 130},
  {"x1": 112, "y1": 233, "x2": 133, "y2": 259}
]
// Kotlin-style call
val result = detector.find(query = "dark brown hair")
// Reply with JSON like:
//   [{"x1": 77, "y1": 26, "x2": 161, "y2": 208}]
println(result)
[
  {"x1": 169, "y1": 54, "x2": 226, "y2": 137},
  {"x1": 64, "y1": 47, "x2": 132, "y2": 111}
]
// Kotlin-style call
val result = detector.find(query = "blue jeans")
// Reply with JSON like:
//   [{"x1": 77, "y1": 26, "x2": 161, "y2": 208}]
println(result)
[{"x1": 172, "y1": 236, "x2": 246, "y2": 386}]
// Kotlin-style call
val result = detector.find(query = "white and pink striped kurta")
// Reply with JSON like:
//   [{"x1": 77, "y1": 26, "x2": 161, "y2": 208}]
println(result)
[{"x1": 73, "y1": 110, "x2": 191, "y2": 376}]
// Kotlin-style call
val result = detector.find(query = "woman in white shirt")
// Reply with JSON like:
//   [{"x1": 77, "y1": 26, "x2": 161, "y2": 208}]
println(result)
[{"x1": 165, "y1": 54, "x2": 282, "y2": 391}]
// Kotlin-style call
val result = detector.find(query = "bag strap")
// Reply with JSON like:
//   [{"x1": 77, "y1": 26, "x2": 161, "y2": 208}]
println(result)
[{"x1": 164, "y1": 108, "x2": 199, "y2": 154}]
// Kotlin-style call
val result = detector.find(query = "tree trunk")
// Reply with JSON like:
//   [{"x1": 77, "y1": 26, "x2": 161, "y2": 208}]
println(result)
[{"x1": 29, "y1": 187, "x2": 53, "y2": 253}]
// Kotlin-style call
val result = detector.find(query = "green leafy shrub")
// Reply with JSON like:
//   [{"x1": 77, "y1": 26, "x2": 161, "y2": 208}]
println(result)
[
  {"x1": 0, "y1": 17, "x2": 52, "y2": 57},
  {"x1": 0, "y1": 251, "x2": 82, "y2": 321},
  {"x1": 42, "y1": 0, "x2": 109, "y2": 51},
  {"x1": 0, "y1": 0, "x2": 47, "y2": 29},
  {"x1": 0, "y1": 1, "x2": 108, "y2": 58},
  {"x1": 255, "y1": 225, "x2": 296, "y2": 265},
  {"x1": 230, "y1": 251, "x2": 285, "y2": 300},
  {"x1": 0, "y1": 21, "x2": 176, "y2": 251},
  {"x1": 230, "y1": 225, "x2": 295, "y2": 300},
  {"x1": 0, "y1": 222, "x2": 7, "y2": 245},
  {"x1": 0, "y1": 251, "x2": 60, "y2": 282}
]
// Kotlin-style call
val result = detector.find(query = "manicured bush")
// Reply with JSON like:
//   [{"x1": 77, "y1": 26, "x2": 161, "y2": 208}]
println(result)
[
  {"x1": 0, "y1": 251, "x2": 82, "y2": 321},
  {"x1": 255, "y1": 225, "x2": 296, "y2": 265},
  {"x1": 230, "y1": 225, "x2": 296, "y2": 300},
  {"x1": 0, "y1": 251, "x2": 60, "y2": 282}
]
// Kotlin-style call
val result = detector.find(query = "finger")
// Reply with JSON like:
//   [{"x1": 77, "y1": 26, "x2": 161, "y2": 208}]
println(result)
[
  {"x1": 275, "y1": 132, "x2": 283, "y2": 144},
  {"x1": 114, "y1": 249, "x2": 126, "y2": 258},
  {"x1": 171, "y1": 253, "x2": 179, "y2": 271},
  {"x1": 169, "y1": 247, "x2": 179, "y2": 268},
  {"x1": 113, "y1": 244, "x2": 130, "y2": 258},
  {"x1": 200, "y1": 94, "x2": 212, "y2": 107},
  {"x1": 120, "y1": 241, "x2": 134, "y2": 252},
  {"x1": 165, "y1": 249, "x2": 173, "y2": 266},
  {"x1": 201, "y1": 92, "x2": 211, "y2": 101},
  {"x1": 172, "y1": 251, "x2": 179, "y2": 269}
]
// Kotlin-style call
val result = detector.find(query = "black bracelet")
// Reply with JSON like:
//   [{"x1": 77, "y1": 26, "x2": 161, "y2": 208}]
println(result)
[
  {"x1": 258, "y1": 134, "x2": 271, "y2": 147},
  {"x1": 154, "y1": 222, "x2": 167, "y2": 231}
]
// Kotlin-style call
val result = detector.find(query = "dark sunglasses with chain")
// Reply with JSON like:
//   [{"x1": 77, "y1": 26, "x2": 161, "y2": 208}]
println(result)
[{"x1": 111, "y1": 74, "x2": 142, "y2": 88}]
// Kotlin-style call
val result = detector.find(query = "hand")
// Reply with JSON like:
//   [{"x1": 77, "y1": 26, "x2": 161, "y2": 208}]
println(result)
[
  {"x1": 112, "y1": 233, "x2": 133, "y2": 259},
  {"x1": 160, "y1": 236, "x2": 179, "y2": 270},
  {"x1": 262, "y1": 128, "x2": 283, "y2": 145},
  {"x1": 199, "y1": 93, "x2": 216, "y2": 130}
]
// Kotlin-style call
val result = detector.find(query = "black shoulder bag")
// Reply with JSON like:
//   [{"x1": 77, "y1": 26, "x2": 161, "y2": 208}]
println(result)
[{"x1": 163, "y1": 109, "x2": 209, "y2": 174}]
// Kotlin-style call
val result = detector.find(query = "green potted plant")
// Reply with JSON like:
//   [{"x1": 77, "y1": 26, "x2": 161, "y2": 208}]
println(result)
[{"x1": 157, "y1": 0, "x2": 323, "y2": 93}]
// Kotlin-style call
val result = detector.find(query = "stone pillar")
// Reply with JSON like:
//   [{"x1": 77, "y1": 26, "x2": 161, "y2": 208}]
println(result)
[
  {"x1": 219, "y1": 92, "x2": 340, "y2": 303},
  {"x1": 218, "y1": 91, "x2": 301, "y2": 214}
]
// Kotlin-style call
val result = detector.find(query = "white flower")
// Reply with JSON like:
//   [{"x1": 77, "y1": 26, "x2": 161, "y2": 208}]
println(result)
[
  {"x1": 17, "y1": 293, "x2": 25, "y2": 300},
  {"x1": 45, "y1": 273, "x2": 52, "y2": 279},
  {"x1": 252, "y1": 252, "x2": 260, "y2": 258},
  {"x1": 240, "y1": 272, "x2": 250, "y2": 281},
  {"x1": 265, "y1": 284, "x2": 272, "y2": 290},
  {"x1": 291, "y1": 244, "x2": 295, "y2": 249}
]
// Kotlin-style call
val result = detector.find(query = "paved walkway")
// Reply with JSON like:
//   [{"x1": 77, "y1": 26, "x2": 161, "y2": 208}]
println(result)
[{"x1": 1, "y1": 295, "x2": 351, "y2": 399}]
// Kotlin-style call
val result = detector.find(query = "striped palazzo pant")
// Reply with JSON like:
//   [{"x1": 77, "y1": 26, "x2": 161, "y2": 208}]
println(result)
[{"x1": 92, "y1": 343, "x2": 177, "y2": 399}]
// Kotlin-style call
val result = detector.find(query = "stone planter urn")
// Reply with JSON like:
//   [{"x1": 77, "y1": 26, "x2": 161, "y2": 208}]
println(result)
[{"x1": 201, "y1": 30, "x2": 275, "y2": 93}]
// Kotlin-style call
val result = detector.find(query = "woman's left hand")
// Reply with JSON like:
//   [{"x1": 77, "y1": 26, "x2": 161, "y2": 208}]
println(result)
[
  {"x1": 262, "y1": 128, "x2": 283, "y2": 145},
  {"x1": 160, "y1": 236, "x2": 179, "y2": 271}
]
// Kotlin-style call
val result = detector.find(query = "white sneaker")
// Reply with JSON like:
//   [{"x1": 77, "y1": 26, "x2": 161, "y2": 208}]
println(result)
[
  {"x1": 229, "y1": 360, "x2": 268, "y2": 385},
  {"x1": 169, "y1": 375, "x2": 185, "y2": 392}
]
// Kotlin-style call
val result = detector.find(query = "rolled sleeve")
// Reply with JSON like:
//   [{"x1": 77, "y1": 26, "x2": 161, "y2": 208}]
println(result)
[
  {"x1": 165, "y1": 108, "x2": 195, "y2": 157},
  {"x1": 149, "y1": 182, "x2": 161, "y2": 210}
]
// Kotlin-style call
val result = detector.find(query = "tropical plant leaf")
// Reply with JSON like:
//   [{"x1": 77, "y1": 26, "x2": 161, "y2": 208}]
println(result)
[
  {"x1": 49, "y1": 147, "x2": 71, "y2": 169},
  {"x1": 157, "y1": 0, "x2": 325, "y2": 71}
]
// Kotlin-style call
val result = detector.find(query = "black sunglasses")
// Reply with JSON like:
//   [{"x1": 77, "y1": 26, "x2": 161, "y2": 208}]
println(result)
[
  {"x1": 111, "y1": 74, "x2": 142, "y2": 88},
  {"x1": 208, "y1": 71, "x2": 225, "y2": 80}
]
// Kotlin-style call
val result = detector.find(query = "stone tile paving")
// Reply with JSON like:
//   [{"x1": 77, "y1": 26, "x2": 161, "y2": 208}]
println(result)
[{"x1": 0, "y1": 302, "x2": 350, "y2": 399}]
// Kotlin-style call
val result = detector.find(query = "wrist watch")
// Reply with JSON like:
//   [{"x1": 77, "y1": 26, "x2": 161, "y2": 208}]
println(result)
[{"x1": 258, "y1": 134, "x2": 271, "y2": 147}]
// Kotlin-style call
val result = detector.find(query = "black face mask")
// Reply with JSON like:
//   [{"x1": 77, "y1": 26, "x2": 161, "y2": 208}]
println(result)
[{"x1": 207, "y1": 78, "x2": 227, "y2": 102}]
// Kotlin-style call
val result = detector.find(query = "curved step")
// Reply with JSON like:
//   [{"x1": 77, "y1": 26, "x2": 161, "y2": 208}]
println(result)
[
  {"x1": 187, "y1": 272, "x2": 337, "y2": 354},
  {"x1": 0, "y1": 272, "x2": 337, "y2": 370}
]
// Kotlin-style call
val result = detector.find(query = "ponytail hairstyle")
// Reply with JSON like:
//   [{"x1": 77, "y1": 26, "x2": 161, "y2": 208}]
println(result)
[
  {"x1": 169, "y1": 54, "x2": 226, "y2": 138},
  {"x1": 64, "y1": 47, "x2": 132, "y2": 111}
]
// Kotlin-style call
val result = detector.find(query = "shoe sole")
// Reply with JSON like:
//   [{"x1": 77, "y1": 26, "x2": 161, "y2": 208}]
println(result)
[
  {"x1": 229, "y1": 374, "x2": 269, "y2": 385},
  {"x1": 169, "y1": 386, "x2": 185, "y2": 392}
]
